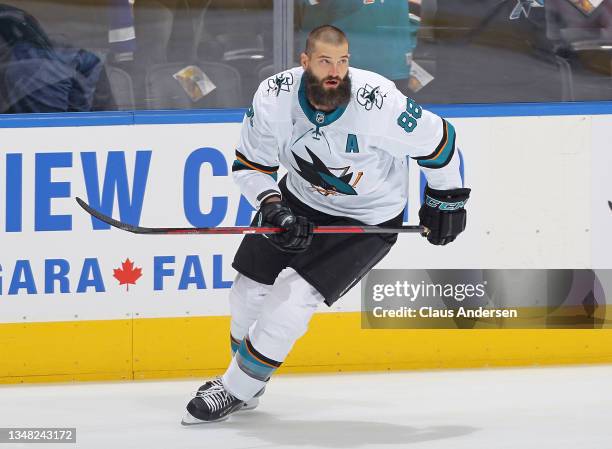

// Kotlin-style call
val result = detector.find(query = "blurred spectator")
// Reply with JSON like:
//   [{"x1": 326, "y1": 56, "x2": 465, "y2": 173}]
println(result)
[
  {"x1": 295, "y1": 0, "x2": 421, "y2": 94},
  {"x1": 0, "y1": 4, "x2": 115, "y2": 113}
]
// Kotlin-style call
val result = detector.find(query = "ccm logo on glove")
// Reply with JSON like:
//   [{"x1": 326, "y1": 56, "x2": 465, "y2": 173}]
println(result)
[{"x1": 419, "y1": 185, "x2": 471, "y2": 246}]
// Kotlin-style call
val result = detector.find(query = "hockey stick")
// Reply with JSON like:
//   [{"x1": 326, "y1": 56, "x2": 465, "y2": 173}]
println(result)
[{"x1": 76, "y1": 197, "x2": 424, "y2": 235}]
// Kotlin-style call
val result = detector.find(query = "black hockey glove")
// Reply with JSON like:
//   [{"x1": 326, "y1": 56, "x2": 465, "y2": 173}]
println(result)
[
  {"x1": 256, "y1": 201, "x2": 314, "y2": 253},
  {"x1": 419, "y1": 185, "x2": 471, "y2": 246}
]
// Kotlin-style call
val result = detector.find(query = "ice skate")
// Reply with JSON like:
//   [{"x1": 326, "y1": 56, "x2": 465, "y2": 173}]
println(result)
[
  {"x1": 194, "y1": 377, "x2": 265, "y2": 411},
  {"x1": 181, "y1": 383, "x2": 244, "y2": 425}
]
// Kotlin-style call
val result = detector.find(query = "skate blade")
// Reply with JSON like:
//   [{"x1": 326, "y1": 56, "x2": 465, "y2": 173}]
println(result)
[
  {"x1": 241, "y1": 397, "x2": 259, "y2": 411},
  {"x1": 187, "y1": 396, "x2": 259, "y2": 412},
  {"x1": 181, "y1": 412, "x2": 229, "y2": 426}
]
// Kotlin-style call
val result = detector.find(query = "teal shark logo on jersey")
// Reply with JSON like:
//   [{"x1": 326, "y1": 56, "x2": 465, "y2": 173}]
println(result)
[{"x1": 292, "y1": 146, "x2": 362, "y2": 196}]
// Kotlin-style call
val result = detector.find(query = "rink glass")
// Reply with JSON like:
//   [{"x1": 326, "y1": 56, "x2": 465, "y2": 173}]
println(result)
[{"x1": 0, "y1": 0, "x2": 610, "y2": 114}]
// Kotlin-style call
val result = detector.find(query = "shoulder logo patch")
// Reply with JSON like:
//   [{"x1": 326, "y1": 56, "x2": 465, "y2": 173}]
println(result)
[
  {"x1": 266, "y1": 72, "x2": 294, "y2": 96},
  {"x1": 356, "y1": 83, "x2": 386, "y2": 111}
]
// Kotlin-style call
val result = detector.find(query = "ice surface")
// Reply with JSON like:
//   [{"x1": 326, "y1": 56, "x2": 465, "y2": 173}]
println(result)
[{"x1": 1, "y1": 365, "x2": 611, "y2": 449}]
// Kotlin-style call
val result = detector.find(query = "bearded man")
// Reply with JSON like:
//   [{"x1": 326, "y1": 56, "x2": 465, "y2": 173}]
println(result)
[{"x1": 183, "y1": 25, "x2": 470, "y2": 424}]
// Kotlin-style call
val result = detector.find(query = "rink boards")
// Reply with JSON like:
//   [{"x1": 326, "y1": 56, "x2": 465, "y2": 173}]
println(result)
[{"x1": 1, "y1": 104, "x2": 612, "y2": 383}]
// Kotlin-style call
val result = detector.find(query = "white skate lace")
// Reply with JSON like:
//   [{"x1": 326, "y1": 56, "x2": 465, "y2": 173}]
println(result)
[
  {"x1": 200, "y1": 385, "x2": 236, "y2": 412},
  {"x1": 193, "y1": 378, "x2": 222, "y2": 397}
]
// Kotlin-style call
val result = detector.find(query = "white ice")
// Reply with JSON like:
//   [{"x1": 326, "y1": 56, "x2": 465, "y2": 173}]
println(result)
[{"x1": 1, "y1": 365, "x2": 611, "y2": 449}]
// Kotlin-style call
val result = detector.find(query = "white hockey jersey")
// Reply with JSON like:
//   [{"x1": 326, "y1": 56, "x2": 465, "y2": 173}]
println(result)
[{"x1": 233, "y1": 66, "x2": 462, "y2": 225}]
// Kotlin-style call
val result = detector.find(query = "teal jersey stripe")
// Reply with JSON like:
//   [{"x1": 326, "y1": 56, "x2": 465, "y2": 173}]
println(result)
[
  {"x1": 235, "y1": 150, "x2": 279, "y2": 173},
  {"x1": 232, "y1": 160, "x2": 278, "y2": 180},
  {"x1": 417, "y1": 120, "x2": 456, "y2": 169}
]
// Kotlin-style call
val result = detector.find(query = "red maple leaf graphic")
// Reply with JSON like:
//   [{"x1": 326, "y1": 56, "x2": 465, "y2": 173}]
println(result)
[{"x1": 113, "y1": 258, "x2": 142, "y2": 291}]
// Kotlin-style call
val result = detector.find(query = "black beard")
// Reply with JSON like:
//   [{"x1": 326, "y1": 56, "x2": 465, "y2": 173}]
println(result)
[{"x1": 304, "y1": 68, "x2": 351, "y2": 111}]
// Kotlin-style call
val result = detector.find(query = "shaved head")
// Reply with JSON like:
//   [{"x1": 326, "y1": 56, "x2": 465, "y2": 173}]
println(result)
[
  {"x1": 301, "y1": 25, "x2": 351, "y2": 111},
  {"x1": 305, "y1": 25, "x2": 348, "y2": 55}
]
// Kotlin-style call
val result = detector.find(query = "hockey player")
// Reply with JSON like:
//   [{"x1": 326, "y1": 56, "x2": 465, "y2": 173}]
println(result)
[{"x1": 182, "y1": 25, "x2": 470, "y2": 424}]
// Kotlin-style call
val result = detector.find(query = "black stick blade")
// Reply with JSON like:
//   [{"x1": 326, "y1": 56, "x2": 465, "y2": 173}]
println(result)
[{"x1": 76, "y1": 197, "x2": 143, "y2": 233}]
